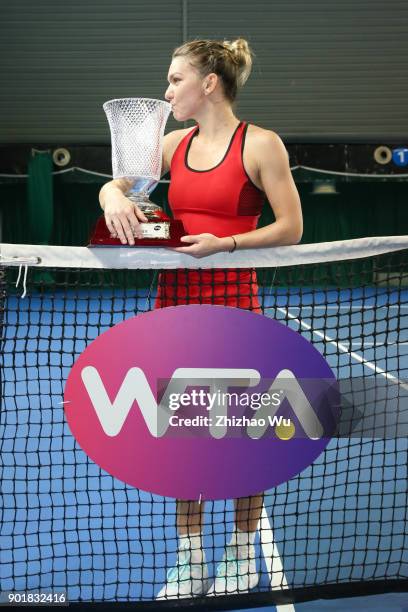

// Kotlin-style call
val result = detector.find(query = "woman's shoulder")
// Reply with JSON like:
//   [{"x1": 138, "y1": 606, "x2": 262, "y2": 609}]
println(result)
[
  {"x1": 245, "y1": 124, "x2": 288, "y2": 162},
  {"x1": 164, "y1": 126, "x2": 196, "y2": 150},
  {"x1": 162, "y1": 127, "x2": 196, "y2": 172},
  {"x1": 245, "y1": 123, "x2": 284, "y2": 147}
]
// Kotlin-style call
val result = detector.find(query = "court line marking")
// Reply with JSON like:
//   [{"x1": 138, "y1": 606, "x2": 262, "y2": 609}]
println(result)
[
  {"x1": 331, "y1": 341, "x2": 408, "y2": 347},
  {"x1": 277, "y1": 307, "x2": 408, "y2": 392},
  {"x1": 271, "y1": 339, "x2": 408, "y2": 348},
  {"x1": 258, "y1": 306, "x2": 407, "y2": 610},
  {"x1": 259, "y1": 504, "x2": 295, "y2": 611},
  {"x1": 270, "y1": 305, "x2": 407, "y2": 309}
]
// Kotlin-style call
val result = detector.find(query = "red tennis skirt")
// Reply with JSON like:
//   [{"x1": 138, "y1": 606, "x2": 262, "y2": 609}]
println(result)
[{"x1": 154, "y1": 268, "x2": 261, "y2": 313}]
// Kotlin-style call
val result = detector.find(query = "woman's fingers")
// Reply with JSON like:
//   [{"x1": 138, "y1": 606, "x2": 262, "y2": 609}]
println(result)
[
  {"x1": 113, "y1": 217, "x2": 131, "y2": 244},
  {"x1": 173, "y1": 234, "x2": 219, "y2": 258},
  {"x1": 105, "y1": 216, "x2": 116, "y2": 237},
  {"x1": 105, "y1": 201, "x2": 146, "y2": 244},
  {"x1": 133, "y1": 205, "x2": 149, "y2": 223},
  {"x1": 105, "y1": 215, "x2": 136, "y2": 244}
]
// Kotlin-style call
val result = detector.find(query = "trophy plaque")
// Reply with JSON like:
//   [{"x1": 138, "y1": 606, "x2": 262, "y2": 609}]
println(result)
[{"x1": 89, "y1": 97, "x2": 185, "y2": 247}]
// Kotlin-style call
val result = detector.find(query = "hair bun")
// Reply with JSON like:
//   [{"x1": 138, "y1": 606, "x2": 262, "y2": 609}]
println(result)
[
  {"x1": 172, "y1": 38, "x2": 254, "y2": 102},
  {"x1": 223, "y1": 38, "x2": 253, "y2": 87}
]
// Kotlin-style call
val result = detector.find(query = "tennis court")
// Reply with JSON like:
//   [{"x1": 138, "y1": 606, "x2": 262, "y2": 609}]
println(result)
[{"x1": 1, "y1": 237, "x2": 407, "y2": 609}]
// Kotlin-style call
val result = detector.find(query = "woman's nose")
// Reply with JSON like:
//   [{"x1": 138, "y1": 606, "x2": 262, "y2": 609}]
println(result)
[{"x1": 165, "y1": 86, "x2": 173, "y2": 101}]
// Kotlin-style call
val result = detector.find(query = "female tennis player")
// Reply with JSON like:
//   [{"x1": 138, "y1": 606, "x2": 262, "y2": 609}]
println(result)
[{"x1": 99, "y1": 38, "x2": 302, "y2": 599}]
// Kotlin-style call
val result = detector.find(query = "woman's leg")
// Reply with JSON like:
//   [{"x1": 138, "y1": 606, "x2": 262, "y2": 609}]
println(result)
[
  {"x1": 235, "y1": 493, "x2": 264, "y2": 533},
  {"x1": 176, "y1": 499, "x2": 204, "y2": 535},
  {"x1": 157, "y1": 500, "x2": 209, "y2": 599},
  {"x1": 233, "y1": 493, "x2": 263, "y2": 563},
  {"x1": 209, "y1": 494, "x2": 263, "y2": 596}
]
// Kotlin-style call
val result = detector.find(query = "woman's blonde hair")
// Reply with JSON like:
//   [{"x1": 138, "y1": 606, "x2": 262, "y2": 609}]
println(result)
[{"x1": 172, "y1": 38, "x2": 253, "y2": 102}]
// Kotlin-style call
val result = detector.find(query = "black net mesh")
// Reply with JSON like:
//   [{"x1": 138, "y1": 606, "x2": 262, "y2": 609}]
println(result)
[{"x1": 0, "y1": 241, "x2": 407, "y2": 609}]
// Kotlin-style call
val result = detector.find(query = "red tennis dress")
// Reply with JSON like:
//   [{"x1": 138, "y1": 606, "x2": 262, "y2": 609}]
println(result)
[{"x1": 155, "y1": 121, "x2": 264, "y2": 311}]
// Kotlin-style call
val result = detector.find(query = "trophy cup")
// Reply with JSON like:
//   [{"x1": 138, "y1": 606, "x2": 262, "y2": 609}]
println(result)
[{"x1": 89, "y1": 97, "x2": 185, "y2": 247}]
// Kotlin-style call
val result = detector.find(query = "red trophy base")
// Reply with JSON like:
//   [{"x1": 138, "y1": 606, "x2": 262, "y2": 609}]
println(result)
[{"x1": 88, "y1": 213, "x2": 186, "y2": 248}]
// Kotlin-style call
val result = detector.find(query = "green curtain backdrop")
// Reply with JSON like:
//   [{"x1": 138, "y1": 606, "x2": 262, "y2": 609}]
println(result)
[
  {"x1": 26, "y1": 151, "x2": 53, "y2": 245},
  {"x1": 0, "y1": 171, "x2": 407, "y2": 247}
]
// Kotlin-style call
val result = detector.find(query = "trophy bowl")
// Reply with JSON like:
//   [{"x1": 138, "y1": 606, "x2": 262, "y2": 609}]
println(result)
[{"x1": 89, "y1": 97, "x2": 186, "y2": 247}]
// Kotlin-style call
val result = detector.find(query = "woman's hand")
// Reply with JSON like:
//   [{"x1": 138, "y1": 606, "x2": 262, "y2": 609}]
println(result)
[
  {"x1": 174, "y1": 233, "x2": 232, "y2": 258},
  {"x1": 101, "y1": 183, "x2": 148, "y2": 245}
]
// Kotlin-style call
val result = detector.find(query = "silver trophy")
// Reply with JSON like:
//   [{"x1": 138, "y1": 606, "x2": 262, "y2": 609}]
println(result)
[{"x1": 90, "y1": 97, "x2": 185, "y2": 246}]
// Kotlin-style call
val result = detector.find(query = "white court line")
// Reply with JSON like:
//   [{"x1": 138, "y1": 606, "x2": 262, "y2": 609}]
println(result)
[
  {"x1": 271, "y1": 305, "x2": 406, "y2": 310},
  {"x1": 259, "y1": 504, "x2": 296, "y2": 612},
  {"x1": 341, "y1": 342, "x2": 408, "y2": 347},
  {"x1": 257, "y1": 304, "x2": 407, "y2": 610},
  {"x1": 277, "y1": 307, "x2": 408, "y2": 392},
  {"x1": 268, "y1": 340, "x2": 407, "y2": 347}
]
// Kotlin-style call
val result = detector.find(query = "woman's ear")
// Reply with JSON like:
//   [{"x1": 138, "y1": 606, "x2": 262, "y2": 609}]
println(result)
[{"x1": 203, "y1": 73, "x2": 218, "y2": 95}]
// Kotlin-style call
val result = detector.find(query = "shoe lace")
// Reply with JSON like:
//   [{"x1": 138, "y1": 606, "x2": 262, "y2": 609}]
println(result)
[{"x1": 167, "y1": 548, "x2": 191, "y2": 583}]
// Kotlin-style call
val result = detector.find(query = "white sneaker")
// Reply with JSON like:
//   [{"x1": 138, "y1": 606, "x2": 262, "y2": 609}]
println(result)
[
  {"x1": 156, "y1": 542, "x2": 210, "y2": 600},
  {"x1": 207, "y1": 544, "x2": 259, "y2": 596}
]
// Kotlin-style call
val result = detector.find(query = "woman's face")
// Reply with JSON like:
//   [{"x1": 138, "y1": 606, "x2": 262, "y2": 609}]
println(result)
[{"x1": 165, "y1": 56, "x2": 206, "y2": 122}]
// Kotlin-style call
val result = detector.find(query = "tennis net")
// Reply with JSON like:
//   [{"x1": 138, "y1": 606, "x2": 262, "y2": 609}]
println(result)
[{"x1": 0, "y1": 236, "x2": 408, "y2": 609}]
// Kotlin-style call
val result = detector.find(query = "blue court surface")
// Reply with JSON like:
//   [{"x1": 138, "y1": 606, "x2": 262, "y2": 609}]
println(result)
[
  {"x1": 239, "y1": 591, "x2": 408, "y2": 611},
  {"x1": 1, "y1": 287, "x2": 407, "y2": 609}
]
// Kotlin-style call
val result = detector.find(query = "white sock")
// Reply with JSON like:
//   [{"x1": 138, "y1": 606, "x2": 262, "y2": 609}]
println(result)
[
  {"x1": 229, "y1": 527, "x2": 256, "y2": 560},
  {"x1": 178, "y1": 534, "x2": 204, "y2": 563}
]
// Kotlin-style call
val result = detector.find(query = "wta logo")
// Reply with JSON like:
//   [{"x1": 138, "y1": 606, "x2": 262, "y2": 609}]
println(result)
[{"x1": 64, "y1": 306, "x2": 339, "y2": 500}]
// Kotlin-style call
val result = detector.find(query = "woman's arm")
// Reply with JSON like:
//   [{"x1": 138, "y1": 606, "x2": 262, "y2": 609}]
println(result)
[
  {"x1": 98, "y1": 129, "x2": 190, "y2": 245},
  {"x1": 175, "y1": 130, "x2": 303, "y2": 257},
  {"x1": 98, "y1": 178, "x2": 147, "y2": 245},
  {"x1": 224, "y1": 130, "x2": 303, "y2": 249}
]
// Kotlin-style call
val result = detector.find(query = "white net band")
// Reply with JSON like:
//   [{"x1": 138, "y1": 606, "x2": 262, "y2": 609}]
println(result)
[{"x1": 1, "y1": 236, "x2": 408, "y2": 270}]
